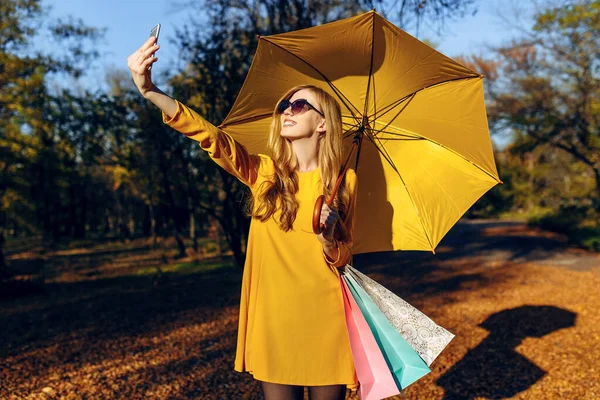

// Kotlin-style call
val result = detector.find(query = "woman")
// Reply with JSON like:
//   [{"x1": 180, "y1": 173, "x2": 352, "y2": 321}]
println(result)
[{"x1": 127, "y1": 36, "x2": 359, "y2": 400}]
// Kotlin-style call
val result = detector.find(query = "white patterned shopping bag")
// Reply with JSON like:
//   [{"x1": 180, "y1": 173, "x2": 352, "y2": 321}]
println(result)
[{"x1": 345, "y1": 265, "x2": 455, "y2": 366}]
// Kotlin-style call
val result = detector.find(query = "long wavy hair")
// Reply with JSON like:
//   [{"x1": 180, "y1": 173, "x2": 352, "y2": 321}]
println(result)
[{"x1": 249, "y1": 85, "x2": 352, "y2": 243}]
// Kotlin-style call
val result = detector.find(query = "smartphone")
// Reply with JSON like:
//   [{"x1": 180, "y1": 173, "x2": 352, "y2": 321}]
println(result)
[
  {"x1": 148, "y1": 23, "x2": 160, "y2": 70},
  {"x1": 150, "y1": 23, "x2": 160, "y2": 42}
]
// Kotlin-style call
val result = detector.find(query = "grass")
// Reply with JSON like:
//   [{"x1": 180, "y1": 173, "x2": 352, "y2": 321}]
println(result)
[
  {"x1": 496, "y1": 206, "x2": 554, "y2": 221},
  {"x1": 136, "y1": 261, "x2": 235, "y2": 277},
  {"x1": 526, "y1": 204, "x2": 600, "y2": 252},
  {"x1": 571, "y1": 226, "x2": 600, "y2": 252}
]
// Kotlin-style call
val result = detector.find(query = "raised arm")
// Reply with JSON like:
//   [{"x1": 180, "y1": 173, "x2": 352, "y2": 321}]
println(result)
[
  {"x1": 162, "y1": 100, "x2": 260, "y2": 187},
  {"x1": 127, "y1": 37, "x2": 260, "y2": 188}
]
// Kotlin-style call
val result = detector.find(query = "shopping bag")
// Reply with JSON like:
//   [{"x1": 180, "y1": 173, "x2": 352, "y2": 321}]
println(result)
[
  {"x1": 340, "y1": 278, "x2": 401, "y2": 400},
  {"x1": 343, "y1": 272, "x2": 431, "y2": 390},
  {"x1": 346, "y1": 265, "x2": 455, "y2": 366}
]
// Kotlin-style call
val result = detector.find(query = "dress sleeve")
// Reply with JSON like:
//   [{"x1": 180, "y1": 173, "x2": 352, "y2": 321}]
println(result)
[
  {"x1": 323, "y1": 169, "x2": 358, "y2": 268},
  {"x1": 162, "y1": 100, "x2": 260, "y2": 188}
]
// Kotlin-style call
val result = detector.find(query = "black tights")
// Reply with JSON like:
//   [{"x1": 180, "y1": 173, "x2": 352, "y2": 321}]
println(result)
[{"x1": 260, "y1": 381, "x2": 347, "y2": 400}]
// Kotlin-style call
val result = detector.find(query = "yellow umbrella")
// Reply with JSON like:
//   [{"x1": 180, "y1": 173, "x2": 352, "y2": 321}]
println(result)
[{"x1": 218, "y1": 10, "x2": 502, "y2": 255}]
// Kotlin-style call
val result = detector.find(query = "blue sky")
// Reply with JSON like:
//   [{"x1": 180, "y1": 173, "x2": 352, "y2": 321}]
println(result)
[
  {"x1": 40, "y1": 0, "x2": 534, "y2": 90},
  {"x1": 39, "y1": 0, "x2": 537, "y2": 148}
]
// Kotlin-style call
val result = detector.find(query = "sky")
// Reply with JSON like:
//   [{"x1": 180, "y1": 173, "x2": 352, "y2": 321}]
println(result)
[
  {"x1": 39, "y1": 0, "x2": 535, "y2": 89},
  {"x1": 37, "y1": 0, "x2": 538, "y2": 147}
]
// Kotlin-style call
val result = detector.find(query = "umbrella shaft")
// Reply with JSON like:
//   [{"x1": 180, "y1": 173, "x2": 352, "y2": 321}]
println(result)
[{"x1": 326, "y1": 139, "x2": 359, "y2": 206}]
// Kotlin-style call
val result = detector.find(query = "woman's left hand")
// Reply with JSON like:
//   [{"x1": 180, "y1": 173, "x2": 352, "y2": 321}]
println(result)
[{"x1": 316, "y1": 203, "x2": 339, "y2": 244}]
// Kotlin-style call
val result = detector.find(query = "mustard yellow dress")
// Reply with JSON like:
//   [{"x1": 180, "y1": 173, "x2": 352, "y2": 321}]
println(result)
[{"x1": 163, "y1": 101, "x2": 359, "y2": 391}]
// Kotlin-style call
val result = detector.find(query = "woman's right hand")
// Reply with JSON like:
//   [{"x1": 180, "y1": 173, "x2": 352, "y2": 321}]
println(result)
[{"x1": 127, "y1": 36, "x2": 160, "y2": 97}]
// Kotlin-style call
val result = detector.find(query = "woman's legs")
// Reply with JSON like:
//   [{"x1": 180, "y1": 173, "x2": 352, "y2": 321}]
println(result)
[
  {"x1": 259, "y1": 381, "x2": 304, "y2": 400},
  {"x1": 259, "y1": 381, "x2": 347, "y2": 400},
  {"x1": 307, "y1": 385, "x2": 347, "y2": 400}
]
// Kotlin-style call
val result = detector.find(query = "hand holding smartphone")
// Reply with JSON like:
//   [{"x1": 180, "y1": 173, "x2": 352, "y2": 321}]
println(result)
[{"x1": 148, "y1": 23, "x2": 160, "y2": 70}]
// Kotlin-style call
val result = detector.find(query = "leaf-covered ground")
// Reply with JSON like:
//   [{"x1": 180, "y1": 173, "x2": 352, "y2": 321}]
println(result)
[{"x1": 1, "y1": 220, "x2": 599, "y2": 399}]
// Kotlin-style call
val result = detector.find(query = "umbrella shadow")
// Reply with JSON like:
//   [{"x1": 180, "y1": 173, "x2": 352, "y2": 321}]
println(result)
[{"x1": 436, "y1": 305, "x2": 577, "y2": 400}]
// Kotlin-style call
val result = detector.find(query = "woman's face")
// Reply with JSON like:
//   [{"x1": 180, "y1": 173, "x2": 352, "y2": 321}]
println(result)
[{"x1": 279, "y1": 89, "x2": 326, "y2": 140}]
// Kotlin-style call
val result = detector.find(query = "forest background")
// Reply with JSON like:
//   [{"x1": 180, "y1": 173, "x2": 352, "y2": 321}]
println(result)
[{"x1": 1, "y1": 0, "x2": 598, "y2": 280}]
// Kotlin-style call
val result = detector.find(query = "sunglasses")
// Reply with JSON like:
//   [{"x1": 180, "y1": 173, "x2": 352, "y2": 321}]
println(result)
[{"x1": 276, "y1": 98, "x2": 324, "y2": 117}]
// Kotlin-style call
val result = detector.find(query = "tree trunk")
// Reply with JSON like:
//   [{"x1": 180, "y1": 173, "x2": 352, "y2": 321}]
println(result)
[
  {"x1": 228, "y1": 229, "x2": 246, "y2": 269},
  {"x1": 76, "y1": 185, "x2": 87, "y2": 238},
  {"x1": 149, "y1": 202, "x2": 157, "y2": 246},
  {"x1": 527, "y1": 152, "x2": 534, "y2": 211},
  {"x1": 161, "y1": 168, "x2": 186, "y2": 258},
  {"x1": 173, "y1": 227, "x2": 186, "y2": 258},
  {"x1": 0, "y1": 232, "x2": 8, "y2": 280},
  {"x1": 218, "y1": 213, "x2": 246, "y2": 269},
  {"x1": 594, "y1": 168, "x2": 600, "y2": 212},
  {"x1": 189, "y1": 197, "x2": 199, "y2": 253},
  {"x1": 217, "y1": 169, "x2": 247, "y2": 269}
]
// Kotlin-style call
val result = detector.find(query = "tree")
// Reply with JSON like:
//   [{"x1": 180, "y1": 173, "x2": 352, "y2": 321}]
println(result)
[
  {"x1": 486, "y1": 0, "x2": 600, "y2": 200},
  {"x1": 0, "y1": 0, "x2": 102, "y2": 278}
]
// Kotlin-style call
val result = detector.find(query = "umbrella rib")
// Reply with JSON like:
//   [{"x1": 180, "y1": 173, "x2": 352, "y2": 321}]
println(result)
[
  {"x1": 378, "y1": 124, "x2": 502, "y2": 183},
  {"x1": 367, "y1": 75, "x2": 482, "y2": 121},
  {"x1": 364, "y1": 131, "x2": 399, "y2": 175},
  {"x1": 363, "y1": 11, "x2": 376, "y2": 118},
  {"x1": 367, "y1": 81, "x2": 501, "y2": 182},
  {"x1": 343, "y1": 123, "x2": 362, "y2": 131},
  {"x1": 369, "y1": 93, "x2": 413, "y2": 121},
  {"x1": 375, "y1": 136, "x2": 424, "y2": 140},
  {"x1": 343, "y1": 121, "x2": 363, "y2": 139},
  {"x1": 261, "y1": 38, "x2": 363, "y2": 123},
  {"x1": 342, "y1": 118, "x2": 426, "y2": 140},
  {"x1": 370, "y1": 126, "x2": 421, "y2": 138},
  {"x1": 370, "y1": 93, "x2": 417, "y2": 137},
  {"x1": 364, "y1": 133, "x2": 435, "y2": 251},
  {"x1": 344, "y1": 131, "x2": 358, "y2": 140}
]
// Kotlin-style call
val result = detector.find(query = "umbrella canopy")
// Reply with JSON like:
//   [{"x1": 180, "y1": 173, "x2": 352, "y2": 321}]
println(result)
[{"x1": 219, "y1": 10, "x2": 502, "y2": 255}]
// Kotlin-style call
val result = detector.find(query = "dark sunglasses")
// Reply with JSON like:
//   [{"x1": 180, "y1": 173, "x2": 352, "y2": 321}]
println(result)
[{"x1": 276, "y1": 98, "x2": 324, "y2": 117}]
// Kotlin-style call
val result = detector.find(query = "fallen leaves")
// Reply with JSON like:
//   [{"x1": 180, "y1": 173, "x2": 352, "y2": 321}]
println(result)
[{"x1": 1, "y1": 222, "x2": 599, "y2": 399}]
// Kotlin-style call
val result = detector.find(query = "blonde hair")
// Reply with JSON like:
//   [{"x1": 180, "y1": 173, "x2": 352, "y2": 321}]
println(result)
[{"x1": 250, "y1": 85, "x2": 352, "y2": 243}]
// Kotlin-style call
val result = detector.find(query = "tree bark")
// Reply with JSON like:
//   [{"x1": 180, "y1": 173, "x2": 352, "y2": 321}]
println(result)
[
  {"x1": 594, "y1": 168, "x2": 600, "y2": 210},
  {"x1": 217, "y1": 168, "x2": 247, "y2": 269},
  {"x1": 0, "y1": 232, "x2": 8, "y2": 280},
  {"x1": 149, "y1": 202, "x2": 157, "y2": 246},
  {"x1": 161, "y1": 167, "x2": 186, "y2": 258}
]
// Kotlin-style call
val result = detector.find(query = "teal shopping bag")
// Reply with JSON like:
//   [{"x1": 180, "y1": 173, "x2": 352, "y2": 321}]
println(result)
[{"x1": 343, "y1": 272, "x2": 431, "y2": 390}]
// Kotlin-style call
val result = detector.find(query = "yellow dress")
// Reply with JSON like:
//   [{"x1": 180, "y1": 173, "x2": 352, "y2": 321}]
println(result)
[{"x1": 163, "y1": 100, "x2": 359, "y2": 391}]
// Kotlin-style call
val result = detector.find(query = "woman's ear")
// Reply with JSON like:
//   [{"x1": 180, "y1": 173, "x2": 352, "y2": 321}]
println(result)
[{"x1": 317, "y1": 118, "x2": 327, "y2": 134}]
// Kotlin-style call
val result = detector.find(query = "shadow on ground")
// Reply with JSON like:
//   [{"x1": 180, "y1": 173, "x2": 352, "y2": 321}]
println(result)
[
  {"x1": 436, "y1": 305, "x2": 577, "y2": 399},
  {"x1": 0, "y1": 220, "x2": 596, "y2": 399},
  {"x1": 353, "y1": 219, "x2": 598, "y2": 304}
]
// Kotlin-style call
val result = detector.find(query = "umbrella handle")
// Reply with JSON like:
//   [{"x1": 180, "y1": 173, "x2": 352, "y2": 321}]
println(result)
[
  {"x1": 312, "y1": 195, "x2": 326, "y2": 234},
  {"x1": 313, "y1": 131, "x2": 367, "y2": 235},
  {"x1": 312, "y1": 140, "x2": 360, "y2": 234}
]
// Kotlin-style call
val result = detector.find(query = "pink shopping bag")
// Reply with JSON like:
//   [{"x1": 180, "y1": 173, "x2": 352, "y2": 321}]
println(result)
[{"x1": 341, "y1": 277, "x2": 401, "y2": 400}]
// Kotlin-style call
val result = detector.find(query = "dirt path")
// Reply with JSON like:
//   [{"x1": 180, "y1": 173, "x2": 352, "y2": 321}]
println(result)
[
  {"x1": 1, "y1": 220, "x2": 598, "y2": 399},
  {"x1": 353, "y1": 219, "x2": 600, "y2": 400}
]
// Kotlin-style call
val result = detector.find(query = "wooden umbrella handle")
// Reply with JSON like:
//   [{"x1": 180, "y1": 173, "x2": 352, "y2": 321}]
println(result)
[
  {"x1": 312, "y1": 139, "x2": 360, "y2": 234},
  {"x1": 312, "y1": 195, "x2": 326, "y2": 234}
]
